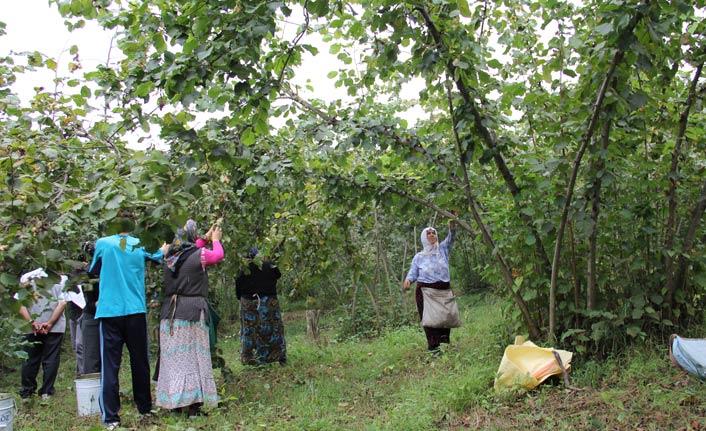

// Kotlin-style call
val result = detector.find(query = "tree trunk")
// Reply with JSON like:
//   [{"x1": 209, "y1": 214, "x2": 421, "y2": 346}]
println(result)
[
  {"x1": 350, "y1": 272, "x2": 360, "y2": 331},
  {"x1": 380, "y1": 238, "x2": 406, "y2": 316},
  {"x1": 568, "y1": 221, "x2": 580, "y2": 327},
  {"x1": 665, "y1": 61, "x2": 703, "y2": 315},
  {"x1": 364, "y1": 281, "x2": 382, "y2": 332},
  {"x1": 442, "y1": 78, "x2": 541, "y2": 340},
  {"x1": 587, "y1": 113, "x2": 612, "y2": 311},
  {"x1": 306, "y1": 308, "x2": 321, "y2": 341},
  {"x1": 671, "y1": 177, "x2": 706, "y2": 320},
  {"x1": 325, "y1": 274, "x2": 341, "y2": 297}
]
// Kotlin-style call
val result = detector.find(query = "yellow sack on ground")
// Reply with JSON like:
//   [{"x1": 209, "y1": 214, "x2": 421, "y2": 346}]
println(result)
[{"x1": 494, "y1": 336, "x2": 573, "y2": 392}]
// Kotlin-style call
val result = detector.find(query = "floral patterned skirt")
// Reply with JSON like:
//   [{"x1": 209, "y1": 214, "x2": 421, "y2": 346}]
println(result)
[
  {"x1": 240, "y1": 295, "x2": 287, "y2": 365},
  {"x1": 155, "y1": 314, "x2": 218, "y2": 409}
]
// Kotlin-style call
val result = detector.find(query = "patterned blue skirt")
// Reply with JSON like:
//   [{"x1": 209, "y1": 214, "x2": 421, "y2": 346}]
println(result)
[{"x1": 239, "y1": 295, "x2": 287, "y2": 365}]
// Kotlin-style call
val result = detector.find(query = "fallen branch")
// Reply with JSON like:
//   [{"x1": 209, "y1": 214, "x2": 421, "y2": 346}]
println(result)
[{"x1": 552, "y1": 350, "x2": 583, "y2": 392}]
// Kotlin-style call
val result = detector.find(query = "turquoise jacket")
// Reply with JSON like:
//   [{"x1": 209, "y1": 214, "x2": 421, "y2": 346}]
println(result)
[{"x1": 90, "y1": 234, "x2": 162, "y2": 318}]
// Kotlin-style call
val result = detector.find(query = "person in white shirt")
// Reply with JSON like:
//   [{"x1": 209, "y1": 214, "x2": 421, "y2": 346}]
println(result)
[{"x1": 17, "y1": 269, "x2": 67, "y2": 400}]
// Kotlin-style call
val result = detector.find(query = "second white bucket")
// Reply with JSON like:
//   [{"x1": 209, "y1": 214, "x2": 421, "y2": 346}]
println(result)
[
  {"x1": 0, "y1": 393, "x2": 16, "y2": 431},
  {"x1": 74, "y1": 373, "x2": 101, "y2": 416}
]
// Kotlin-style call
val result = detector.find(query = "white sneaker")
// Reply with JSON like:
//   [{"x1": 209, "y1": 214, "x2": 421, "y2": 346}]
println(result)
[{"x1": 104, "y1": 422, "x2": 120, "y2": 430}]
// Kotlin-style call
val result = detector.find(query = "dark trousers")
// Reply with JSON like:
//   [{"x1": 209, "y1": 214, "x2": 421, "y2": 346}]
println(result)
[
  {"x1": 81, "y1": 312, "x2": 101, "y2": 375},
  {"x1": 99, "y1": 313, "x2": 152, "y2": 424},
  {"x1": 19, "y1": 332, "x2": 64, "y2": 398}
]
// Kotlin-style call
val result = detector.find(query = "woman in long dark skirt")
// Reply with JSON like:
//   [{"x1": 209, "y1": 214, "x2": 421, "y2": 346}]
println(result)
[{"x1": 236, "y1": 249, "x2": 287, "y2": 365}]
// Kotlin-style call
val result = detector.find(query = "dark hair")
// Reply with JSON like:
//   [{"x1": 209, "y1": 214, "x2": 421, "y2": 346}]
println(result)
[
  {"x1": 82, "y1": 241, "x2": 95, "y2": 257},
  {"x1": 116, "y1": 210, "x2": 136, "y2": 232},
  {"x1": 118, "y1": 210, "x2": 134, "y2": 218}
]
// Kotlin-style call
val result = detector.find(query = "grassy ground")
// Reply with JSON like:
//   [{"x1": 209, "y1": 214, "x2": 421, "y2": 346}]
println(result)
[{"x1": 2, "y1": 293, "x2": 706, "y2": 430}]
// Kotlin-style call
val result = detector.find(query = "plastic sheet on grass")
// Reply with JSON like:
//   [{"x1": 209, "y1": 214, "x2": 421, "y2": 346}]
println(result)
[
  {"x1": 494, "y1": 336, "x2": 573, "y2": 392},
  {"x1": 669, "y1": 334, "x2": 706, "y2": 379}
]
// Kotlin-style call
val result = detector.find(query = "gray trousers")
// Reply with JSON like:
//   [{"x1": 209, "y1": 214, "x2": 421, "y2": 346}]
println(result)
[
  {"x1": 69, "y1": 316, "x2": 84, "y2": 375},
  {"x1": 80, "y1": 312, "x2": 101, "y2": 375}
]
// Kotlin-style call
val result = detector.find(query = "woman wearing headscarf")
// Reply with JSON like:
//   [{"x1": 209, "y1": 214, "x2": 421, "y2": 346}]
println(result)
[
  {"x1": 235, "y1": 248, "x2": 287, "y2": 365},
  {"x1": 155, "y1": 220, "x2": 224, "y2": 415},
  {"x1": 404, "y1": 216, "x2": 457, "y2": 354}
]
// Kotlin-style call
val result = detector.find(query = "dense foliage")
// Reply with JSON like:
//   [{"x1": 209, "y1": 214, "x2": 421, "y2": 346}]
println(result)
[{"x1": 1, "y1": 0, "x2": 705, "y2": 358}]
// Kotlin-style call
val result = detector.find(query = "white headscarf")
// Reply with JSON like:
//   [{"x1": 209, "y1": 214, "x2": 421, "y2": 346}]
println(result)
[
  {"x1": 16, "y1": 268, "x2": 49, "y2": 300},
  {"x1": 20, "y1": 268, "x2": 48, "y2": 284},
  {"x1": 420, "y1": 227, "x2": 439, "y2": 255}
]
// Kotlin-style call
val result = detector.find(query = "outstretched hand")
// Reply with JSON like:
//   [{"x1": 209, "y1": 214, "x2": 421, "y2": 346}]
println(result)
[
  {"x1": 210, "y1": 225, "x2": 222, "y2": 242},
  {"x1": 449, "y1": 210, "x2": 458, "y2": 230}
]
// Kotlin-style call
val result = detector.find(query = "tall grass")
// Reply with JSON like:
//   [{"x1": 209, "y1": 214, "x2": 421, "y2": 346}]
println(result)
[{"x1": 2, "y1": 293, "x2": 705, "y2": 430}]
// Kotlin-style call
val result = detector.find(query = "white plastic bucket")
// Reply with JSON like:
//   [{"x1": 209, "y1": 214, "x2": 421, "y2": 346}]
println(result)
[
  {"x1": 74, "y1": 373, "x2": 101, "y2": 416},
  {"x1": 0, "y1": 393, "x2": 16, "y2": 431}
]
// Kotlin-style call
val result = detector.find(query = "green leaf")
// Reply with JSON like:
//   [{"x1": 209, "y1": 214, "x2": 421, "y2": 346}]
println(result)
[
  {"x1": 242, "y1": 127, "x2": 255, "y2": 146},
  {"x1": 41, "y1": 148, "x2": 59, "y2": 158},
  {"x1": 625, "y1": 325, "x2": 643, "y2": 338},
  {"x1": 28, "y1": 51, "x2": 43, "y2": 67},
  {"x1": 513, "y1": 276, "x2": 524, "y2": 289},
  {"x1": 135, "y1": 82, "x2": 154, "y2": 98},
  {"x1": 152, "y1": 33, "x2": 167, "y2": 53},
  {"x1": 105, "y1": 194, "x2": 125, "y2": 210},
  {"x1": 183, "y1": 37, "x2": 199, "y2": 55},
  {"x1": 595, "y1": 22, "x2": 613, "y2": 36},
  {"x1": 89, "y1": 198, "x2": 106, "y2": 212},
  {"x1": 457, "y1": 0, "x2": 472, "y2": 17},
  {"x1": 44, "y1": 249, "x2": 63, "y2": 261}
]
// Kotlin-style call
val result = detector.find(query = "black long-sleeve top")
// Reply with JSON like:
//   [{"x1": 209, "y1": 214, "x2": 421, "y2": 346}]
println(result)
[{"x1": 235, "y1": 260, "x2": 281, "y2": 299}]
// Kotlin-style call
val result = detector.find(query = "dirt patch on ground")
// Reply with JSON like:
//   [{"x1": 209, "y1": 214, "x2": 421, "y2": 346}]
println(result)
[{"x1": 446, "y1": 383, "x2": 706, "y2": 431}]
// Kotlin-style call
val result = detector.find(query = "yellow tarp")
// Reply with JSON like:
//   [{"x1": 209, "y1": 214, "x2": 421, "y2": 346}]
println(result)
[{"x1": 494, "y1": 336, "x2": 573, "y2": 392}]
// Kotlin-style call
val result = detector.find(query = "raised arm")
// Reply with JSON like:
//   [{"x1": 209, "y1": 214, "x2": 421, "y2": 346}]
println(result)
[
  {"x1": 202, "y1": 240, "x2": 224, "y2": 266},
  {"x1": 440, "y1": 216, "x2": 458, "y2": 253},
  {"x1": 201, "y1": 225, "x2": 224, "y2": 266}
]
